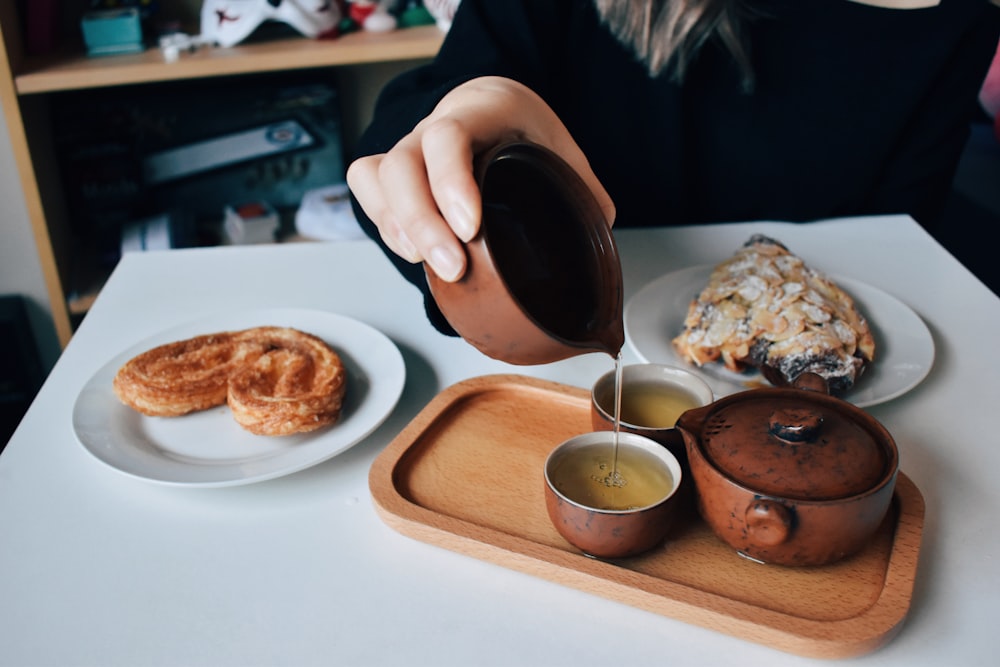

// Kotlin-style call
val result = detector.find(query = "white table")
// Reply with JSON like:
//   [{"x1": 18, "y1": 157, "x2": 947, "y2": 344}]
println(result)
[{"x1": 1, "y1": 215, "x2": 996, "y2": 667}]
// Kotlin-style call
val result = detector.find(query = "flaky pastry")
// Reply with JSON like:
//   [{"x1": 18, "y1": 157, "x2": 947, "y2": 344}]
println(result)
[
  {"x1": 113, "y1": 326, "x2": 346, "y2": 436},
  {"x1": 227, "y1": 327, "x2": 347, "y2": 436},
  {"x1": 112, "y1": 331, "x2": 264, "y2": 417},
  {"x1": 671, "y1": 235, "x2": 875, "y2": 394}
]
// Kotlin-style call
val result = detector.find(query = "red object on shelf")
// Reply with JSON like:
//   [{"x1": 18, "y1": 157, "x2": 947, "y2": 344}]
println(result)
[{"x1": 348, "y1": 1, "x2": 378, "y2": 25}]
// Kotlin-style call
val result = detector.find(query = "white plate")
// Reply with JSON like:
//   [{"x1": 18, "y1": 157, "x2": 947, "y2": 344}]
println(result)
[
  {"x1": 625, "y1": 265, "x2": 934, "y2": 407},
  {"x1": 73, "y1": 308, "x2": 405, "y2": 487}
]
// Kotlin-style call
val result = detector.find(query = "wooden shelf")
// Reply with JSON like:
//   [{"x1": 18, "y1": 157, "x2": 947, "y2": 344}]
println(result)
[
  {"x1": 14, "y1": 25, "x2": 444, "y2": 94},
  {"x1": 0, "y1": 4, "x2": 443, "y2": 347}
]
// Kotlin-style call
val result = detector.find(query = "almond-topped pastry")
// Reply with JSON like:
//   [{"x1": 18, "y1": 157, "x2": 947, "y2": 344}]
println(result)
[
  {"x1": 671, "y1": 235, "x2": 875, "y2": 395},
  {"x1": 113, "y1": 326, "x2": 347, "y2": 436}
]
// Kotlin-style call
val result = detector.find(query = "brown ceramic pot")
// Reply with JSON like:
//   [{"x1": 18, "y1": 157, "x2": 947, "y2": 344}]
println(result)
[
  {"x1": 676, "y1": 373, "x2": 899, "y2": 566},
  {"x1": 425, "y1": 142, "x2": 624, "y2": 365}
]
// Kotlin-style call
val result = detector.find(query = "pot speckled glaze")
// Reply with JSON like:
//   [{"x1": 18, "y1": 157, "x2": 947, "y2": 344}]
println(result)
[{"x1": 676, "y1": 373, "x2": 899, "y2": 566}]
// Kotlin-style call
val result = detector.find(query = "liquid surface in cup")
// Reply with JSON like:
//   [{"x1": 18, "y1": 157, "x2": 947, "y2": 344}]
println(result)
[
  {"x1": 597, "y1": 379, "x2": 701, "y2": 429},
  {"x1": 551, "y1": 442, "x2": 674, "y2": 511},
  {"x1": 613, "y1": 381, "x2": 701, "y2": 429}
]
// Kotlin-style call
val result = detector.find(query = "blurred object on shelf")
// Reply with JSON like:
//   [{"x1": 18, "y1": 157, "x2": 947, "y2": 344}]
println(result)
[
  {"x1": 422, "y1": 0, "x2": 459, "y2": 31},
  {"x1": 157, "y1": 31, "x2": 211, "y2": 63},
  {"x1": 80, "y1": 8, "x2": 145, "y2": 56},
  {"x1": 51, "y1": 72, "x2": 347, "y2": 304},
  {"x1": 141, "y1": 119, "x2": 318, "y2": 186},
  {"x1": 295, "y1": 183, "x2": 365, "y2": 241},
  {"x1": 223, "y1": 201, "x2": 281, "y2": 245},
  {"x1": 199, "y1": 0, "x2": 342, "y2": 47},
  {"x1": 346, "y1": 2, "x2": 396, "y2": 32},
  {"x1": 393, "y1": 0, "x2": 435, "y2": 28},
  {"x1": 88, "y1": 0, "x2": 160, "y2": 21},
  {"x1": 336, "y1": 1, "x2": 398, "y2": 33},
  {"x1": 52, "y1": 72, "x2": 346, "y2": 246},
  {"x1": 120, "y1": 212, "x2": 197, "y2": 254}
]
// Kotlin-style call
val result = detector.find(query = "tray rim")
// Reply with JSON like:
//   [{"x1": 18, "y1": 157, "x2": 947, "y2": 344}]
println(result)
[{"x1": 368, "y1": 374, "x2": 925, "y2": 659}]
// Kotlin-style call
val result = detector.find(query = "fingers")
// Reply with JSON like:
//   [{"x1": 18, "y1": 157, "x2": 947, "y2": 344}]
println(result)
[
  {"x1": 421, "y1": 120, "x2": 482, "y2": 243},
  {"x1": 346, "y1": 155, "x2": 419, "y2": 262},
  {"x1": 347, "y1": 76, "x2": 618, "y2": 284},
  {"x1": 377, "y1": 135, "x2": 470, "y2": 281},
  {"x1": 347, "y1": 135, "x2": 471, "y2": 281}
]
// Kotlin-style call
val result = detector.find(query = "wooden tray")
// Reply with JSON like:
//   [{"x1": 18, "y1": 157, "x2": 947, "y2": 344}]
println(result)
[{"x1": 369, "y1": 375, "x2": 924, "y2": 659}]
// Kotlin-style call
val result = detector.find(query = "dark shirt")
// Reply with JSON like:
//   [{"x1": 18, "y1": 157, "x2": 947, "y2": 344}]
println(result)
[{"x1": 351, "y1": 0, "x2": 1000, "y2": 332}]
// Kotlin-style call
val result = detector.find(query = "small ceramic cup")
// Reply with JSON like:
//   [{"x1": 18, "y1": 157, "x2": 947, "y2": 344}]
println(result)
[
  {"x1": 591, "y1": 363, "x2": 714, "y2": 467},
  {"x1": 544, "y1": 431, "x2": 683, "y2": 559}
]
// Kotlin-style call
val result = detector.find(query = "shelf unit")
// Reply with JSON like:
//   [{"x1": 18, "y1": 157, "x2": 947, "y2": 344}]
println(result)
[{"x1": 0, "y1": 4, "x2": 442, "y2": 347}]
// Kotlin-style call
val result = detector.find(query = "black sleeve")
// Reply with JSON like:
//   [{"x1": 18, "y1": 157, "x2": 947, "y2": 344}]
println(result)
[{"x1": 864, "y1": 4, "x2": 1000, "y2": 227}]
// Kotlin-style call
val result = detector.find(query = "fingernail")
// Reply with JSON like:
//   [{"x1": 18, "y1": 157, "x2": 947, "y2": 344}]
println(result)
[
  {"x1": 428, "y1": 245, "x2": 463, "y2": 282},
  {"x1": 449, "y1": 201, "x2": 476, "y2": 242}
]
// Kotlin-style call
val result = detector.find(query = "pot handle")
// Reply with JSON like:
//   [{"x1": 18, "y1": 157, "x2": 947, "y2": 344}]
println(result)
[{"x1": 745, "y1": 500, "x2": 793, "y2": 547}]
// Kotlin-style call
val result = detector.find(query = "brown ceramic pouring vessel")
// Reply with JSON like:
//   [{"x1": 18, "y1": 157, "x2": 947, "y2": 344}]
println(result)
[
  {"x1": 676, "y1": 373, "x2": 899, "y2": 567},
  {"x1": 425, "y1": 142, "x2": 624, "y2": 365}
]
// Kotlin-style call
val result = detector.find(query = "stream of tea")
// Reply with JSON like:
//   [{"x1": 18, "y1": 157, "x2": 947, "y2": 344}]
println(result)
[
  {"x1": 605, "y1": 351, "x2": 626, "y2": 496},
  {"x1": 567, "y1": 349, "x2": 683, "y2": 511}
]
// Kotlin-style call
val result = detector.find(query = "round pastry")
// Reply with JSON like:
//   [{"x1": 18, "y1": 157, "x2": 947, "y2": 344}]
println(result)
[{"x1": 227, "y1": 327, "x2": 347, "y2": 436}]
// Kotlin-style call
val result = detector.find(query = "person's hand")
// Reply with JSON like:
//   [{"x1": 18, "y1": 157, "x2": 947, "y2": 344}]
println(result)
[{"x1": 347, "y1": 76, "x2": 615, "y2": 282}]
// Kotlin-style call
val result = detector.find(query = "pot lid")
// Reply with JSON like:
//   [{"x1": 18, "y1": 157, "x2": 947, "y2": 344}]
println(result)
[{"x1": 698, "y1": 386, "x2": 890, "y2": 500}]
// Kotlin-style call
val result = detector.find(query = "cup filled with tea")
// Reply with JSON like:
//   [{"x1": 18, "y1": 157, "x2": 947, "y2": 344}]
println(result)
[
  {"x1": 591, "y1": 363, "x2": 714, "y2": 467},
  {"x1": 543, "y1": 430, "x2": 683, "y2": 559}
]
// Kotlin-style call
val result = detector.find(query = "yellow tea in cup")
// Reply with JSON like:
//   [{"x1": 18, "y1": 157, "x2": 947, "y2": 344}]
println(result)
[
  {"x1": 615, "y1": 381, "x2": 702, "y2": 429},
  {"x1": 549, "y1": 440, "x2": 676, "y2": 511}
]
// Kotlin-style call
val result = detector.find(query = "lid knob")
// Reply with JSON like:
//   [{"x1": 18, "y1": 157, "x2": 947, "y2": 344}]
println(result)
[{"x1": 768, "y1": 408, "x2": 823, "y2": 443}]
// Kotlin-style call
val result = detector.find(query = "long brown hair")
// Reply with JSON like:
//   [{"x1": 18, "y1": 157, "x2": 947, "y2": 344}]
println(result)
[{"x1": 594, "y1": 0, "x2": 756, "y2": 90}]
